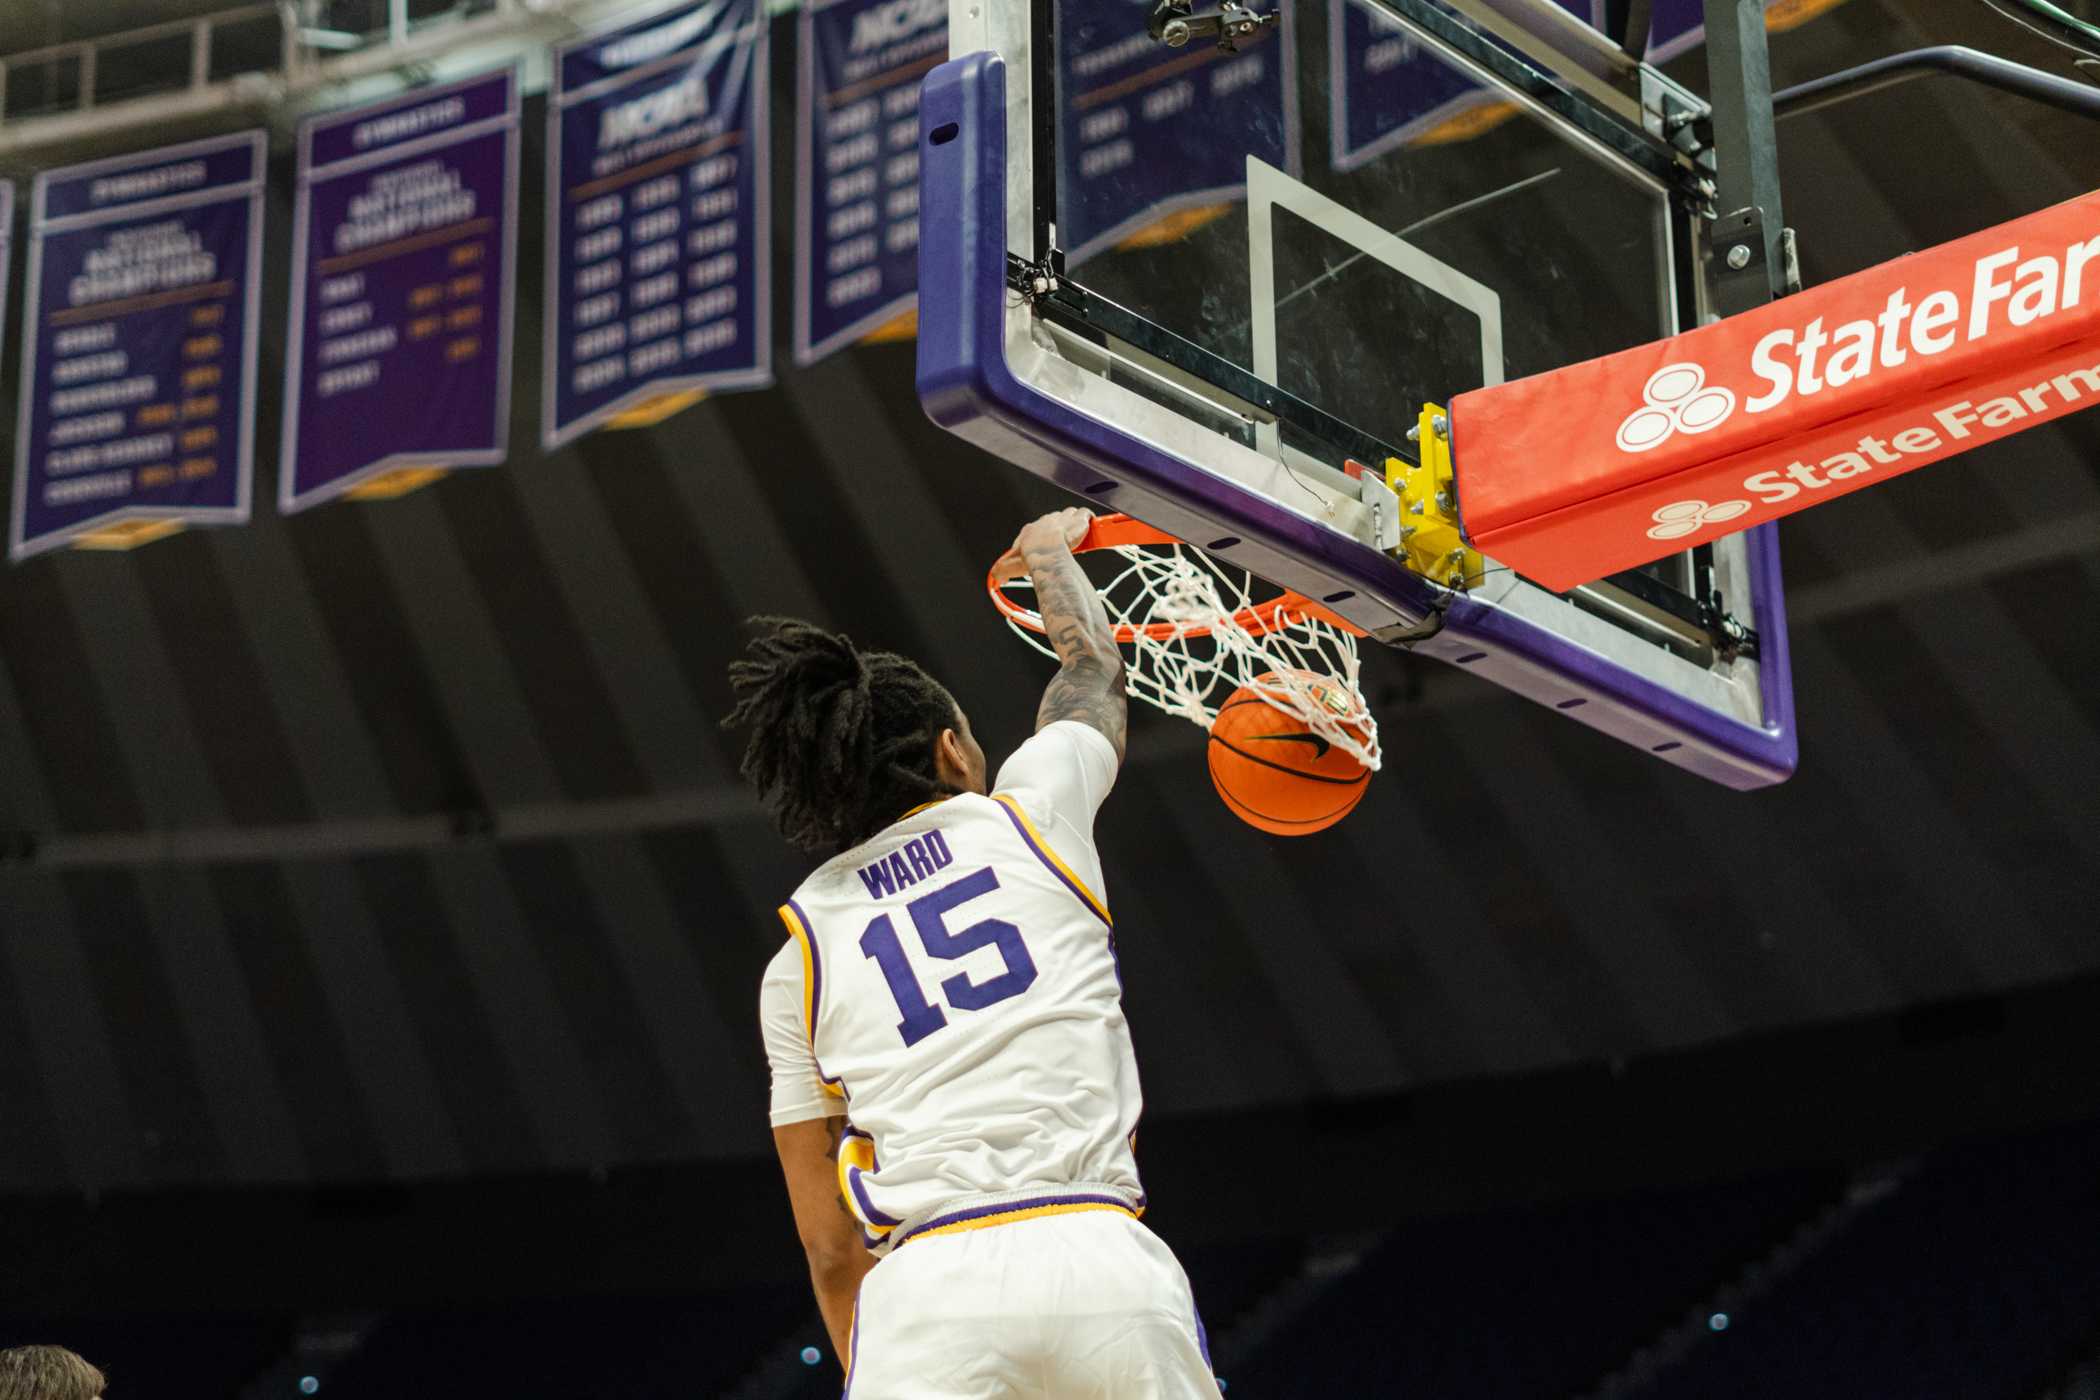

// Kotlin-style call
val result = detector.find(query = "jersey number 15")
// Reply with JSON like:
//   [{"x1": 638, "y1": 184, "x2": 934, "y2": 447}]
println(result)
[{"x1": 859, "y1": 866, "x2": 1038, "y2": 1047}]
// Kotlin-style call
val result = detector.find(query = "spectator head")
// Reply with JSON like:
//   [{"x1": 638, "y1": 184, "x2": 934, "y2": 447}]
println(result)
[{"x1": 0, "y1": 1346, "x2": 105, "y2": 1400}]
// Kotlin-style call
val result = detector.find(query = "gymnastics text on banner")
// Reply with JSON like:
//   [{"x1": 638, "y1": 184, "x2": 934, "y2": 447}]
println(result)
[
  {"x1": 1057, "y1": 0, "x2": 1294, "y2": 260},
  {"x1": 795, "y1": 0, "x2": 943, "y2": 363},
  {"x1": 11, "y1": 133, "x2": 264, "y2": 561},
  {"x1": 544, "y1": 0, "x2": 772, "y2": 450},
  {"x1": 1449, "y1": 188, "x2": 2100, "y2": 592},
  {"x1": 281, "y1": 68, "x2": 520, "y2": 512},
  {"x1": 1330, "y1": 0, "x2": 1587, "y2": 170}
]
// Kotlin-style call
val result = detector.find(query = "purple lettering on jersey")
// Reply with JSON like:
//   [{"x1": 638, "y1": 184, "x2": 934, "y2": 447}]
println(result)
[
  {"x1": 859, "y1": 911, "x2": 949, "y2": 1047},
  {"x1": 887, "y1": 851, "x2": 915, "y2": 888},
  {"x1": 857, "y1": 834, "x2": 952, "y2": 898},
  {"x1": 856, "y1": 859, "x2": 897, "y2": 899},
  {"x1": 857, "y1": 865, "x2": 1037, "y2": 1047},
  {"x1": 912, "y1": 867, "x2": 1037, "y2": 1012}
]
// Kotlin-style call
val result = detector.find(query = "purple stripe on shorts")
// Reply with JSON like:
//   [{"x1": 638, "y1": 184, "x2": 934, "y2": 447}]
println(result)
[
  {"x1": 842, "y1": 1286, "x2": 863, "y2": 1398},
  {"x1": 891, "y1": 1191, "x2": 1134, "y2": 1248}
]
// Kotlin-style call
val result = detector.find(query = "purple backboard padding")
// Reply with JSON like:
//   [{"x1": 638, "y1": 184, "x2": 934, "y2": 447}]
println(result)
[{"x1": 915, "y1": 53, "x2": 1795, "y2": 789}]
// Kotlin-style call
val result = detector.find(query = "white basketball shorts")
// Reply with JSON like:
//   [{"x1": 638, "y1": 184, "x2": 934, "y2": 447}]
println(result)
[{"x1": 844, "y1": 1202, "x2": 1221, "y2": 1399}]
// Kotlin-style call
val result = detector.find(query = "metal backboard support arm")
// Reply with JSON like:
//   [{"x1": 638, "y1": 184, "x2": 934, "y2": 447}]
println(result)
[
  {"x1": 1702, "y1": 0, "x2": 1788, "y2": 316},
  {"x1": 1600, "y1": 0, "x2": 1657, "y2": 60},
  {"x1": 1774, "y1": 44, "x2": 2100, "y2": 123}
]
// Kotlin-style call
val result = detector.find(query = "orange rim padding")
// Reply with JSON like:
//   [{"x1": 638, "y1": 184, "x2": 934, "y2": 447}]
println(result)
[{"x1": 986, "y1": 514, "x2": 1364, "y2": 642}]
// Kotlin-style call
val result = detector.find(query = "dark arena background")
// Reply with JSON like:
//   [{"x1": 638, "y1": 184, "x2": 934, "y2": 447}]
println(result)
[{"x1": 3, "y1": 0, "x2": 2100, "y2": 1396}]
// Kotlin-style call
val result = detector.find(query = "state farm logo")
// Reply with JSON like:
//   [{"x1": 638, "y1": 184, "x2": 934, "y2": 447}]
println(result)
[
  {"x1": 1616, "y1": 363, "x2": 1737, "y2": 453},
  {"x1": 1646, "y1": 497, "x2": 1752, "y2": 540}
]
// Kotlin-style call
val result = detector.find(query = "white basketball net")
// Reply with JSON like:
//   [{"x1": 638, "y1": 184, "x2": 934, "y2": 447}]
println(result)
[{"x1": 999, "y1": 540, "x2": 1382, "y2": 772}]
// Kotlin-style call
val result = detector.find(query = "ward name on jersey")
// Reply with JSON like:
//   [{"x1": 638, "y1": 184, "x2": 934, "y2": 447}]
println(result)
[
  {"x1": 761, "y1": 721, "x2": 1144, "y2": 1253},
  {"x1": 852, "y1": 828, "x2": 957, "y2": 899}
]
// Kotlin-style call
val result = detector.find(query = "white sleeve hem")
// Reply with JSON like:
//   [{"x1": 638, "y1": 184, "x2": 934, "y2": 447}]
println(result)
[{"x1": 768, "y1": 1100, "x2": 839, "y2": 1128}]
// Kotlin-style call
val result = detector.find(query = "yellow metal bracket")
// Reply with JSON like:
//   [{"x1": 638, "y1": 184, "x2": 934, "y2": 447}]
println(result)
[{"x1": 1384, "y1": 402, "x2": 1482, "y2": 591}]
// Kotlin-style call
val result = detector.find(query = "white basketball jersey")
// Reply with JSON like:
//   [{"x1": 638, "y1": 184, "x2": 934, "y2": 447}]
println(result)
[{"x1": 766, "y1": 723, "x2": 1143, "y2": 1251}]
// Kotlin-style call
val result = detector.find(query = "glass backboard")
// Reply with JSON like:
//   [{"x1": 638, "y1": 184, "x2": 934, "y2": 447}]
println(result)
[{"x1": 919, "y1": 0, "x2": 1796, "y2": 788}]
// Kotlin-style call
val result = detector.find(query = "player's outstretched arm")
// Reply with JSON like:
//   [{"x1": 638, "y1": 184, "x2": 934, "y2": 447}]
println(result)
[{"x1": 1005, "y1": 508, "x2": 1127, "y2": 761}]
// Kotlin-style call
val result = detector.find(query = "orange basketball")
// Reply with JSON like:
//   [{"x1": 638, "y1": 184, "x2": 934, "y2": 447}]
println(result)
[{"x1": 1206, "y1": 673, "x2": 1372, "y2": 836}]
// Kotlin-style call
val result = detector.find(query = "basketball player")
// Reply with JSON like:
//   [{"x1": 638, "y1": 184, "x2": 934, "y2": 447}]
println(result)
[{"x1": 731, "y1": 507, "x2": 1219, "y2": 1398}]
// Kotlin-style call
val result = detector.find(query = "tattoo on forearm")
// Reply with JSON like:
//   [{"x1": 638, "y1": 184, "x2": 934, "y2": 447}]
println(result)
[{"x1": 1026, "y1": 544, "x2": 1128, "y2": 758}]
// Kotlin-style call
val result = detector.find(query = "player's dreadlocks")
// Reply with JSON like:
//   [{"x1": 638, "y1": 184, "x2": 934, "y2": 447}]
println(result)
[{"x1": 724, "y1": 616, "x2": 962, "y2": 855}]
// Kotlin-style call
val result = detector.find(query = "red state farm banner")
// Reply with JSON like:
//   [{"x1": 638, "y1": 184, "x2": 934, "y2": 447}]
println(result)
[{"x1": 1449, "y1": 188, "x2": 2100, "y2": 592}]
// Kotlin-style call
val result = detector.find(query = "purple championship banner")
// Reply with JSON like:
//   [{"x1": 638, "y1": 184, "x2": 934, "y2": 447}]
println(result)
[
  {"x1": 795, "y1": 0, "x2": 944, "y2": 364},
  {"x1": 1330, "y1": 0, "x2": 1595, "y2": 171},
  {"x1": 11, "y1": 134, "x2": 263, "y2": 561},
  {"x1": 544, "y1": 0, "x2": 772, "y2": 450},
  {"x1": 282, "y1": 68, "x2": 520, "y2": 513},
  {"x1": 1058, "y1": 0, "x2": 1296, "y2": 261}
]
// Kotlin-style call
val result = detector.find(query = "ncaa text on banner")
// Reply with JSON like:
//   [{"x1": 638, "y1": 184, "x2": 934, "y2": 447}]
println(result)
[
  {"x1": 544, "y1": 0, "x2": 772, "y2": 450},
  {"x1": 12, "y1": 134, "x2": 264, "y2": 560},
  {"x1": 1450, "y1": 188, "x2": 2100, "y2": 592},
  {"x1": 795, "y1": 0, "x2": 944, "y2": 363}
]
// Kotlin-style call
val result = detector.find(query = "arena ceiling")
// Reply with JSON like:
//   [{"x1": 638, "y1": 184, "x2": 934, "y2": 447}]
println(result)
[{"x1": 0, "y1": 0, "x2": 2094, "y2": 1195}]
